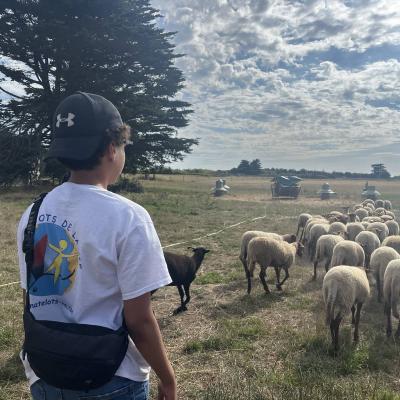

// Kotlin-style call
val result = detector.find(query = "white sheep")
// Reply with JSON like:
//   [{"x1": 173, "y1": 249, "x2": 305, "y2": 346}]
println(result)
[
  {"x1": 362, "y1": 199, "x2": 375, "y2": 207},
  {"x1": 363, "y1": 216, "x2": 383, "y2": 224},
  {"x1": 381, "y1": 215, "x2": 394, "y2": 222},
  {"x1": 296, "y1": 213, "x2": 312, "y2": 240},
  {"x1": 369, "y1": 246, "x2": 400, "y2": 303},
  {"x1": 323, "y1": 265, "x2": 370, "y2": 353},
  {"x1": 375, "y1": 200, "x2": 385, "y2": 208},
  {"x1": 313, "y1": 234, "x2": 344, "y2": 280},
  {"x1": 328, "y1": 222, "x2": 347, "y2": 236},
  {"x1": 355, "y1": 231, "x2": 380, "y2": 268},
  {"x1": 331, "y1": 240, "x2": 365, "y2": 268},
  {"x1": 239, "y1": 230, "x2": 296, "y2": 272},
  {"x1": 307, "y1": 223, "x2": 330, "y2": 261},
  {"x1": 386, "y1": 220, "x2": 399, "y2": 236},
  {"x1": 383, "y1": 259, "x2": 400, "y2": 337},
  {"x1": 382, "y1": 236, "x2": 400, "y2": 254},
  {"x1": 246, "y1": 237, "x2": 303, "y2": 294},
  {"x1": 367, "y1": 222, "x2": 389, "y2": 243},
  {"x1": 384, "y1": 200, "x2": 392, "y2": 210},
  {"x1": 374, "y1": 207, "x2": 386, "y2": 216},
  {"x1": 355, "y1": 208, "x2": 369, "y2": 221},
  {"x1": 346, "y1": 222, "x2": 364, "y2": 241},
  {"x1": 302, "y1": 217, "x2": 328, "y2": 245}
]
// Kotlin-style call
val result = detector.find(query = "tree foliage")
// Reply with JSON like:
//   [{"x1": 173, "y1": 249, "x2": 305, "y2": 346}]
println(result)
[
  {"x1": 0, "y1": 0, "x2": 197, "y2": 183},
  {"x1": 231, "y1": 159, "x2": 263, "y2": 175}
]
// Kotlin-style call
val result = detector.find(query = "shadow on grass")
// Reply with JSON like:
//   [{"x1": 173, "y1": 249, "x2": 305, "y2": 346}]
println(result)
[
  {"x1": 209, "y1": 289, "x2": 289, "y2": 318},
  {"x1": 0, "y1": 351, "x2": 26, "y2": 385}
]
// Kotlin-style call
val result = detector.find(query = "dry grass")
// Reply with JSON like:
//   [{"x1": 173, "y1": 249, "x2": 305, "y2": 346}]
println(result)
[{"x1": 2, "y1": 176, "x2": 400, "y2": 399}]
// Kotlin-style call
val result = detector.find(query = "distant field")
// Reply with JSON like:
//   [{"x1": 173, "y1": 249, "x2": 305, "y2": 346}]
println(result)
[{"x1": 2, "y1": 176, "x2": 400, "y2": 399}]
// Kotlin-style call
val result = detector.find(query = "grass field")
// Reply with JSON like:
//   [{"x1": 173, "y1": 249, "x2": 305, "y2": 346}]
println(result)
[{"x1": 2, "y1": 175, "x2": 400, "y2": 399}]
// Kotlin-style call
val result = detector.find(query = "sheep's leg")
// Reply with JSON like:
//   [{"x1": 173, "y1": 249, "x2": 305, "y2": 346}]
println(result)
[
  {"x1": 365, "y1": 254, "x2": 370, "y2": 269},
  {"x1": 353, "y1": 302, "x2": 362, "y2": 342},
  {"x1": 299, "y1": 227, "x2": 305, "y2": 243},
  {"x1": 324, "y1": 259, "x2": 330, "y2": 273},
  {"x1": 385, "y1": 301, "x2": 392, "y2": 337},
  {"x1": 246, "y1": 264, "x2": 253, "y2": 294},
  {"x1": 259, "y1": 267, "x2": 270, "y2": 294},
  {"x1": 313, "y1": 260, "x2": 318, "y2": 281},
  {"x1": 376, "y1": 274, "x2": 382, "y2": 303},
  {"x1": 173, "y1": 285, "x2": 187, "y2": 314},
  {"x1": 276, "y1": 268, "x2": 289, "y2": 290},
  {"x1": 274, "y1": 266, "x2": 281, "y2": 288},
  {"x1": 351, "y1": 305, "x2": 356, "y2": 325},
  {"x1": 183, "y1": 284, "x2": 191, "y2": 307},
  {"x1": 333, "y1": 315, "x2": 342, "y2": 354}
]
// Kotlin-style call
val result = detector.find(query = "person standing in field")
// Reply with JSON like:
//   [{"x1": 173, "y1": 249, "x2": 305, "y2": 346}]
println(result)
[{"x1": 17, "y1": 92, "x2": 177, "y2": 400}]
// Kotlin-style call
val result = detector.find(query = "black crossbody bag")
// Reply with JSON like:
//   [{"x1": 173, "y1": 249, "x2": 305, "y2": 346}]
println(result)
[{"x1": 22, "y1": 193, "x2": 129, "y2": 391}]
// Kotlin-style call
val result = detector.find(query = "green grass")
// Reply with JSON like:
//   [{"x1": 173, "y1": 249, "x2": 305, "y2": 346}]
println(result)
[{"x1": 2, "y1": 176, "x2": 400, "y2": 399}]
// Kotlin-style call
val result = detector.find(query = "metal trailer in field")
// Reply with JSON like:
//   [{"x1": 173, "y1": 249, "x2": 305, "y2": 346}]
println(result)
[{"x1": 271, "y1": 176, "x2": 302, "y2": 199}]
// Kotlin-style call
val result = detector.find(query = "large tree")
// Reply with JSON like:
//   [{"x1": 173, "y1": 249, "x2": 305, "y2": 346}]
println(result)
[{"x1": 0, "y1": 0, "x2": 197, "y2": 182}]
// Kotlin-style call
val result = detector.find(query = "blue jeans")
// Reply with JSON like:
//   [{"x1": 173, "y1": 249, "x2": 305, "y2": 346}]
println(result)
[{"x1": 30, "y1": 376, "x2": 149, "y2": 400}]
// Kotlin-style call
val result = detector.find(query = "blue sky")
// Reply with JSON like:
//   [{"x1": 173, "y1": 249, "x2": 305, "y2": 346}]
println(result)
[{"x1": 151, "y1": 0, "x2": 400, "y2": 174}]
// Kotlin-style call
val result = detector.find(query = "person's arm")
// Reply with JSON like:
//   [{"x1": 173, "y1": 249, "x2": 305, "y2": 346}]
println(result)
[{"x1": 124, "y1": 293, "x2": 177, "y2": 400}]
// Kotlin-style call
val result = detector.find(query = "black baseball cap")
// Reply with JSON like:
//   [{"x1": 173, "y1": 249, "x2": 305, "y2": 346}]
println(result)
[{"x1": 44, "y1": 92, "x2": 123, "y2": 161}]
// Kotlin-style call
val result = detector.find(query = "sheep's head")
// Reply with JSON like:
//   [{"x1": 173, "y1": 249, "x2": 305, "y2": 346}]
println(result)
[
  {"x1": 296, "y1": 242, "x2": 304, "y2": 257},
  {"x1": 188, "y1": 247, "x2": 210, "y2": 257},
  {"x1": 282, "y1": 233, "x2": 297, "y2": 243}
]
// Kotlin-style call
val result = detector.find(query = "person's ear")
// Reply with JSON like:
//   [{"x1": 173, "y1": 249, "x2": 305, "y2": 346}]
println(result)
[{"x1": 106, "y1": 142, "x2": 117, "y2": 162}]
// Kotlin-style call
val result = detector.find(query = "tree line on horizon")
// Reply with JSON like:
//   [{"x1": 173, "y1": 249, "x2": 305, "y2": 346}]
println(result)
[{"x1": 153, "y1": 160, "x2": 395, "y2": 180}]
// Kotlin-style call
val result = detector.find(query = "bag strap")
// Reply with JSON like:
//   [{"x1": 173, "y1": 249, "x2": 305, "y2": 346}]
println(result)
[{"x1": 22, "y1": 193, "x2": 48, "y2": 310}]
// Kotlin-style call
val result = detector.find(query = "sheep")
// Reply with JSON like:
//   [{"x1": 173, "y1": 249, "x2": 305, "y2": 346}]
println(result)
[
  {"x1": 302, "y1": 217, "x2": 328, "y2": 245},
  {"x1": 239, "y1": 230, "x2": 296, "y2": 272},
  {"x1": 355, "y1": 208, "x2": 369, "y2": 221},
  {"x1": 163, "y1": 247, "x2": 210, "y2": 314},
  {"x1": 346, "y1": 222, "x2": 364, "y2": 241},
  {"x1": 246, "y1": 237, "x2": 303, "y2": 294},
  {"x1": 383, "y1": 259, "x2": 400, "y2": 337},
  {"x1": 308, "y1": 223, "x2": 330, "y2": 261},
  {"x1": 374, "y1": 207, "x2": 386, "y2": 216},
  {"x1": 362, "y1": 199, "x2": 375, "y2": 207},
  {"x1": 375, "y1": 200, "x2": 385, "y2": 208},
  {"x1": 355, "y1": 231, "x2": 380, "y2": 268},
  {"x1": 323, "y1": 265, "x2": 370, "y2": 353},
  {"x1": 369, "y1": 247, "x2": 400, "y2": 302},
  {"x1": 384, "y1": 200, "x2": 392, "y2": 210},
  {"x1": 381, "y1": 215, "x2": 394, "y2": 222},
  {"x1": 385, "y1": 210, "x2": 396, "y2": 219},
  {"x1": 367, "y1": 222, "x2": 389, "y2": 243},
  {"x1": 331, "y1": 240, "x2": 365, "y2": 268},
  {"x1": 386, "y1": 220, "x2": 400, "y2": 236},
  {"x1": 313, "y1": 234, "x2": 344, "y2": 280},
  {"x1": 296, "y1": 213, "x2": 312, "y2": 240},
  {"x1": 325, "y1": 211, "x2": 349, "y2": 225},
  {"x1": 328, "y1": 222, "x2": 347, "y2": 236},
  {"x1": 362, "y1": 216, "x2": 383, "y2": 224},
  {"x1": 382, "y1": 236, "x2": 400, "y2": 254}
]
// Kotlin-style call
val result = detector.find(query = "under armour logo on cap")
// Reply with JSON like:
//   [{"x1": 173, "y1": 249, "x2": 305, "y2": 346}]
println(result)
[{"x1": 56, "y1": 113, "x2": 75, "y2": 128}]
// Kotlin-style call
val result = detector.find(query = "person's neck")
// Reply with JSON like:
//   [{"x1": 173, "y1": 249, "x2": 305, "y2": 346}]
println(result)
[{"x1": 68, "y1": 170, "x2": 109, "y2": 190}]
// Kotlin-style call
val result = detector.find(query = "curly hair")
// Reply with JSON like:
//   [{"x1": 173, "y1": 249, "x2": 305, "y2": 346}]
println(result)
[{"x1": 57, "y1": 124, "x2": 131, "y2": 171}]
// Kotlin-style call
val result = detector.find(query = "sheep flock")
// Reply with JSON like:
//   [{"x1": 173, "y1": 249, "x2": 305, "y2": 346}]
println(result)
[
  {"x1": 163, "y1": 195, "x2": 399, "y2": 354},
  {"x1": 239, "y1": 197, "x2": 400, "y2": 354}
]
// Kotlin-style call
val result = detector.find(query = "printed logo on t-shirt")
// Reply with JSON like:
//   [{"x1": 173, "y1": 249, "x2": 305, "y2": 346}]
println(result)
[{"x1": 29, "y1": 223, "x2": 79, "y2": 296}]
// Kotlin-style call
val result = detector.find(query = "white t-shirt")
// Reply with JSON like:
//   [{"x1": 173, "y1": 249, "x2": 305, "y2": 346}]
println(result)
[{"x1": 17, "y1": 182, "x2": 171, "y2": 386}]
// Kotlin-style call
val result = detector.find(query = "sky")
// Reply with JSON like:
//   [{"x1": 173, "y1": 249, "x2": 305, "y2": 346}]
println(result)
[{"x1": 150, "y1": 0, "x2": 400, "y2": 174}]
